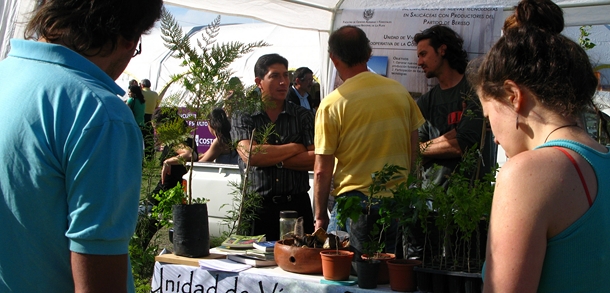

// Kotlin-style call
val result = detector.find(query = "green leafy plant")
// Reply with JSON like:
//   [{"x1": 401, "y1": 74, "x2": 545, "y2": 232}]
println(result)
[
  {"x1": 220, "y1": 123, "x2": 276, "y2": 238},
  {"x1": 130, "y1": 154, "x2": 165, "y2": 292},
  {"x1": 336, "y1": 164, "x2": 406, "y2": 260},
  {"x1": 151, "y1": 183, "x2": 187, "y2": 227},
  {"x1": 579, "y1": 25, "x2": 596, "y2": 51},
  {"x1": 379, "y1": 169, "x2": 424, "y2": 258},
  {"x1": 373, "y1": 143, "x2": 495, "y2": 273},
  {"x1": 159, "y1": 8, "x2": 268, "y2": 204},
  {"x1": 413, "y1": 145, "x2": 495, "y2": 272}
]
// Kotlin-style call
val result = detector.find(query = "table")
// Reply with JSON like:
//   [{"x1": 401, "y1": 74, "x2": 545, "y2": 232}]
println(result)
[{"x1": 152, "y1": 253, "x2": 398, "y2": 293}]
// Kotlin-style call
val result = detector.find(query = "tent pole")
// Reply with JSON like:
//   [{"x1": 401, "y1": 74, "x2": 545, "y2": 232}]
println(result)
[{"x1": 283, "y1": 0, "x2": 334, "y2": 11}]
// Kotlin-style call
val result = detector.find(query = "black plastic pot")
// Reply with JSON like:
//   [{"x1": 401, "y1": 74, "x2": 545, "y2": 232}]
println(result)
[
  {"x1": 356, "y1": 259, "x2": 380, "y2": 289},
  {"x1": 172, "y1": 203, "x2": 210, "y2": 257},
  {"x1": 414, "y1": 266, "x2": 482, "y2": 293}
]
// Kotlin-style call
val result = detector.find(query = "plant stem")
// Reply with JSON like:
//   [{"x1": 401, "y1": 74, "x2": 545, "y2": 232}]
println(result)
[{"x1": 236, "y1": 129, "x2": 256, "y2": 232}]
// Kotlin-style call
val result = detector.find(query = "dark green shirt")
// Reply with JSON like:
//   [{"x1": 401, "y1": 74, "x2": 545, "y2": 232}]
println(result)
[{"x1": 416, "y1": 77, "x2": 485, "y2": 188}]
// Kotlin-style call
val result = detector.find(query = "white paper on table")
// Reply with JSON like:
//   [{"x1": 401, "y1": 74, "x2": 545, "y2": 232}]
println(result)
[{"x1": 198, "y1": 259, "x2": 252, "y2": 272}]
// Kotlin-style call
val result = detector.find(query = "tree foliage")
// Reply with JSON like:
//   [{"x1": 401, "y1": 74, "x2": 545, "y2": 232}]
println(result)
[{"x1": 158, "y1": 8, "x2": 268, "y2": 203}]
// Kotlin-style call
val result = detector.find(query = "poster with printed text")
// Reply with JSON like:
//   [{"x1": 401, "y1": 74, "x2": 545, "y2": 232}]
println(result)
[{"x1": 333, "y1": 8, "x2": 501, "y2": 97}]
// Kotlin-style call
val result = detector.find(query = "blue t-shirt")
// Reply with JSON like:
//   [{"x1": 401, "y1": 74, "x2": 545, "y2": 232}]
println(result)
[{"x1": 0, "y1": 40, "x2": 142, "y2": 292}]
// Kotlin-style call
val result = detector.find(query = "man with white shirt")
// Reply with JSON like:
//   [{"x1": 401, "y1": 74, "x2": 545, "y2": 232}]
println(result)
[{"x1": 286, "y1": 67, "x2": 316, "y2": 113}]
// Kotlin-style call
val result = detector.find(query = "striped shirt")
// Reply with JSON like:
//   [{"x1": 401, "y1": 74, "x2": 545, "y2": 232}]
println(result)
[{"x1": 231, "y1": 101, "x2": 314, "y2": 198}]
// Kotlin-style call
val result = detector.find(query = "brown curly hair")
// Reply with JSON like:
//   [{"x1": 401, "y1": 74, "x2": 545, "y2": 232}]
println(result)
[
  {"x1": 414, "y1": 25, "x2": 469, "y2": 75},
  {"x1": 25, "y1": 0, "x2": 162, "y2": 57}
]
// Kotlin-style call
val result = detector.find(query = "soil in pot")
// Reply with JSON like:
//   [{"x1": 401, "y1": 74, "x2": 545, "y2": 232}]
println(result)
[
  {"x1": 320, "y1": 250, "x2": 354, "y2": 281},
  {"x1": 356, "y1": 259, "x2": 380, "y2": 289},
  {"x1": 172, "y1": 203, "x2": 210, "y2": 257},
  {"x1": 387, "y1": 259, "x2": 421, "y2": 292}
]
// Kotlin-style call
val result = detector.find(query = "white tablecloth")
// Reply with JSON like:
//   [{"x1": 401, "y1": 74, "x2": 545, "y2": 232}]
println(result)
[{"x1": 151, "y1": 261, "x2": 399, "y2": 292}]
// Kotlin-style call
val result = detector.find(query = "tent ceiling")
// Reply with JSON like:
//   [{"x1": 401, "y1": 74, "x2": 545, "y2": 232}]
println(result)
[{"x1": 164, "y1": 0, "x2": 610, "y2": 31}]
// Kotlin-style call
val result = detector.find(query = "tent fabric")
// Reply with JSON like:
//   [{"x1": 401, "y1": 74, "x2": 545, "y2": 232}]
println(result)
[
  {"x1": 164, "y1": 0, "x2": 610, "y2": 32},
  {"x1": 119, "y1": 22, "x2": 326, "y2": 98},
  {"x1": 1, "y1": 0, "x2": 36, "y2": 60},
  {"x1": 4, "y1": 0, "x2": 610, "y2": 56},
  {"x1": 160, "y1": 0, "x2": 610, "y2": 97},
  {"x1": 2, "y1": 0, "x2": 610, "y2": 96}
]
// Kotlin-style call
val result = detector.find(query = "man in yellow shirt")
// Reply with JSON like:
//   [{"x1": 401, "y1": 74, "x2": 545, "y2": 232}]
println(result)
[
  {"x1": 140, "y1": 79, "x2": 160, "y2": 123},
  {"x1": 140, "y1": 78, "x2": 160, "y2": 159},
  {"x1": 313, "y1": 26, "x2": 424, "y2": 260}
]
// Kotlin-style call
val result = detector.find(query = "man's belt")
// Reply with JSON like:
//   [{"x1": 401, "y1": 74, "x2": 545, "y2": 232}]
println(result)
[
  {"x1": 265, "y1": 192, "x2": 307, "y2": 204},
  {"x1": 271, "y1": 194, "x2": 292, "y2": 204}
]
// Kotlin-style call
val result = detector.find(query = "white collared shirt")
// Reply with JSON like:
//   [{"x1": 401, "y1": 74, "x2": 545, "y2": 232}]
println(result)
[{"x1": 292, "y1": 86, "x2": 311, "y2": 110}]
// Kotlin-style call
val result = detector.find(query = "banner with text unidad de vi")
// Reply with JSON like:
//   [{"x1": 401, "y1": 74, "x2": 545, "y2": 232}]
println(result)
[{"x1": 333, "y1": 8, "x2": 501, "y2": 96}]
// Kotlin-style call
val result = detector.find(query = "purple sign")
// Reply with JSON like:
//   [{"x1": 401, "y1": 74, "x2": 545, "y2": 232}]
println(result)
[{"x1": 178, "y1": 108, "x2": 215, "y2": 155}]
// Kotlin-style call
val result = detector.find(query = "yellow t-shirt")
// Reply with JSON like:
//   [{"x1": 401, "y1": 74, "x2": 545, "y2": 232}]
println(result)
[
  {"x1": 314, "y1": 72, "x2": 424, "y2": 197},
  {"x1": 142, "y1": 88, "x2": 160, "y2": 115}
]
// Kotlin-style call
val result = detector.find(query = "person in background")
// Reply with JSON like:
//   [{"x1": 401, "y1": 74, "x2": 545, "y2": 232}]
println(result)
[
  {"x1": 127, "y1": 84, "x2": 146, "y2": 127},
  {"x1": 469, "y1": 0, "x2": 609, "y2": 291},
  {"x1": 286, "y1": 67, "x2": 316, "y2": 114},
  {"x1": 141, "y1": 78, "x2": 161, "y2": 160},
  {"x1": 153, "y1": 108, "x2": 197, "y2": 201},
  {"x1": 0, "y1": 0, "x2": 162, "y2": 292},
  {"x1": 413, "y1": 25, "x2": 488, "y2": 189},
  {"x1": 198, "y1": 108, "x2": 237, "y2": 164},
  {"x1": 129, "y1": 79, "x2": 139, "y2": 88},
  {"x1": 313, "y1": 26, "x2": 424, "y2": 261},
  {"x1": 231, "y1": 53, "x2": 315, "y2": 241},
  {"x1": 122, "y1": 79, "x2": 139, "y2": 102},
  {"x1": 141, "y1": 78, "x2": 161, "y2": 123},
  {"x1": 139, "y1": 107, "x2": 198, "y2": 249}
]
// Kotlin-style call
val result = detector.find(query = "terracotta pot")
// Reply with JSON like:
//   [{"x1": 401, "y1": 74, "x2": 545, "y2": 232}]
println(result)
[
  {"x1": 320, "y1": 250, "x2": 354, "y2": 281},
  {"x1": 387, "y1": 259, "x2": 421, "y2": 292},
  {"x1": 362, "y1": 253, "x2": 396, "y2": 284},
  {"x1": 274, "y1": 239, "x2": 328, "y2": 274}
]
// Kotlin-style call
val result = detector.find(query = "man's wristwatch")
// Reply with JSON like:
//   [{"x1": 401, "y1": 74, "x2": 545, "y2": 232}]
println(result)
[{"x1": 276, "y1": 161, "x2": 284, "y2": 168}]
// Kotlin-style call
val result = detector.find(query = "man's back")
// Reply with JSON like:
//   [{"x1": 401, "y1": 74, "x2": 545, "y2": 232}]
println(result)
[
  {"x1": 142, "y1": 87, "x2": 160, "y2": 114},
  {"x1": 0, "y1": 40, "x2": 142, "y2": 292},
  {"x1": 315, "y1": 72, "x2": 424, "y2": 196}
]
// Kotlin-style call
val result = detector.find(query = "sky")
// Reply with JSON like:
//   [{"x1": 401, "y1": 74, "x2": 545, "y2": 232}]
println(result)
[{"x1": 164, "y1": 4, "x2": 260, "y2": 27}]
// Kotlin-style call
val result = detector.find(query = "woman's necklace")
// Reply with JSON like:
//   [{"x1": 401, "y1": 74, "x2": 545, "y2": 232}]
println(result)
[{"x1": 544, "y1": 123, "x2": 579, "y2": 143}]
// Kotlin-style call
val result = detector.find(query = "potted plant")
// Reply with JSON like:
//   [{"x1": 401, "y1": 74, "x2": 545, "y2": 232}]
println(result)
[
  {"x1": 156, "y1": 8, "x2": 267, "y2": 257},
  {"x1": 377, "y1": 167, "x2": 424, "y2": 292},
  {"x1": 365, "y1": 144, "x2": 494, "y2": 292},
  {"x1": 408, "y1": 146, "x2": 495, "y2": 293},
  {"x1": 333, "y1": 164, "x2": 406, "y2": 288}
]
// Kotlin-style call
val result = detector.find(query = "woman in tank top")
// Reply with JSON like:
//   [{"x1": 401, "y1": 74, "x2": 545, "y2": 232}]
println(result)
[{"x1": 468, "y1": 0, "x2": 610, "y2": 291}]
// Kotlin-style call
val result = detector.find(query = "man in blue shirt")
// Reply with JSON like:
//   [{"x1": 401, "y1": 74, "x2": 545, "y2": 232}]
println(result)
[
  {"x1": 286, "y1": 67, "x2": 317, "y2": 114},
  {"x1": 0, "y1": 1, "x2": 162, "y2": 292}
]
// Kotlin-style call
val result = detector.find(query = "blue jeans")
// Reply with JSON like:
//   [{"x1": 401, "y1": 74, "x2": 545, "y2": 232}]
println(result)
[{"x1": 328, "y1": 190, "x2": 398, "y2": 259}]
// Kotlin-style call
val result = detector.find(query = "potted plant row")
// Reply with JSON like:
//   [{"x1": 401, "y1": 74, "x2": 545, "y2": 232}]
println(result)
[
  {"x1": 331, "y1": 164, "x2": 406, "y2": 289},
  {"x1": 332, "y1": 144, "x2": 495, "y2": 292},
  {"x1": 386, "y1": 146, "x2": 495, "y2": 293}
]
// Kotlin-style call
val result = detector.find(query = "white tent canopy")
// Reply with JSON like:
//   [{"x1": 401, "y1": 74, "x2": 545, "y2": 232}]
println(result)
[
  {"x1": 162, "y1": 0, "x2": 610, "y2": 96},
  {"x1": 118, "y1": 22, "x2": 325, "y2": 97},
  {"x1": 2, "y1": 0, "x2": 610, "y2": 96},
  {"x1": 164, "y1": 0, "x2": 610, "y2": 32}
]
